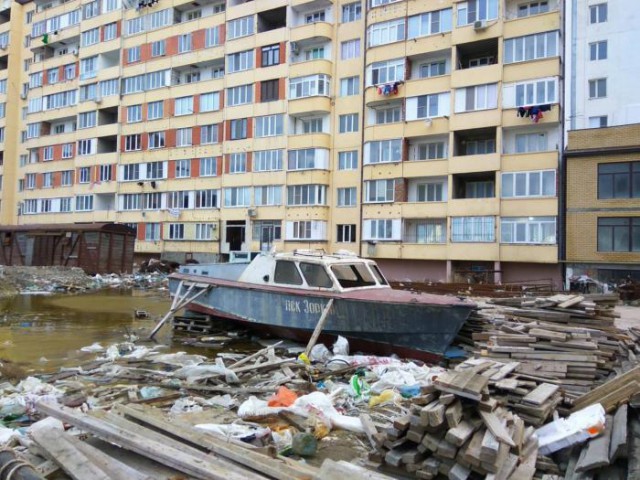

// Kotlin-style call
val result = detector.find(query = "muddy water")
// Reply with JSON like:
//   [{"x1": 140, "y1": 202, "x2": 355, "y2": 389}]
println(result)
[{"x1": 0, "y1": 290, "x2": 173, "y2": 373}]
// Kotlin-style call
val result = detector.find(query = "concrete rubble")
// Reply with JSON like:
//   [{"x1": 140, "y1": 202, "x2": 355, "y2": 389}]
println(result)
[{"x1": 0, "y1": 292, "x2": 638, "y2": 479}]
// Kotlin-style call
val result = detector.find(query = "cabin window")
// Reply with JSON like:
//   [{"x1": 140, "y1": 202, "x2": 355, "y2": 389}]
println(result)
[
  {"x1": 299, "y1": 262, "x2": 333, "y2": 288},
  {"x1": 331, "y1": 264, "x2": 377, "y2": 288},
  {"x1": 274, "y1": 261, "x2": 303, "y2": 285},
  {"x1": 371, "y1": 265, "x2": 388, "y2": 285}
]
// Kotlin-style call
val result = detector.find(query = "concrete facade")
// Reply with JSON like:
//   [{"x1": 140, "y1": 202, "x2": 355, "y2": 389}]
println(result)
[{"x1": 1, "y1": 0, "x2": 563, "y2": 285}]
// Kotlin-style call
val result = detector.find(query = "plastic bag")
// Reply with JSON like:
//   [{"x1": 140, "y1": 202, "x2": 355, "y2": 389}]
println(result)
[
  {"x1": 332, "y1": 336, "x2": 349, "y2": 356},
  {"x1": 349, "y1": 375, "x2": 371, "y2": 400},
  {"x1": 151, "y1": 352, "x2": 206, "y2": 367},
  {"x1": 204, "y1": 394, "x2": 236, "y2": 409},
  {"x1": 268, "y1": 386, "x2": 298, "y2": 407},
  {"x1": 196, "y1": 423, "x2": 270, "y2": 441},
  {"x1": 80, "y1": 342, "x2": 104, "y2": 353},
  {"x1": 368, "y1": 389, "x2": 398, "y2": 407},
  {"x1": 169, "y1": 397, "x2": 203, "y2": 415},
  {"x1": 536, "y1": 403, "x2": 606, "y2": 455},
  {"x1": 309, "y1": 344, "x2": 332, "y2": 363}
]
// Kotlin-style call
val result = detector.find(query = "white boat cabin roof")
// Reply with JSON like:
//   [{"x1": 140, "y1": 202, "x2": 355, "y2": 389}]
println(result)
[{"x1": 238, "y1": 250, "x2": 390, "y2": 293}]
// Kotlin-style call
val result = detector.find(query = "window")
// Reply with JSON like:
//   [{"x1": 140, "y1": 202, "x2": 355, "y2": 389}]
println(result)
[
  {"x1": 147, "y1": 100, "x2": 163, "y2": 120},
  {"x1": 76, "y1": 195, "x2": 94, "y2": 212},
  {"x1": 229, "y1": 153, "x2": 247, "y2": 173},
  {"x1": 261, "y1": 44, "x2": 280, "y2": 67},
  {"x1": 457, "y1": 0, "x2": 498, "y2": 26},
  {"x1": 30, "y1": 72, "x2": 43, "y2": 89},
  {"x1": 100, "y1": 79, "x2": 119, "y2": 97},
  {"x1": 598, "y1": 162, "x2": 640, "y2": 199},
  {"x1": 301, "y1": 117, "x2": 324, "y2": 133},
  {"x1": 148, "y1": 132, "x2": 165, "y2": 149},
  {"x1": 200, "y1": 157, "x2": 218, "y2": 177},
  {"x1": 127, "y1": 105, "x2": 142, "y2": 123},
  {"x1": 339, "y1": 113, "x2": 359, "y2": 133},
  {"x1": 304, "y1": 47, "x2": 326, "y2": 61},
  {"x1": 145, "y1": 224, "x2": 160, "y2": 241},
  {"x1": 230, "y1": 119, "x2": 248, "y2": 140},
  {"x1": 168, "y1": 224, "x2": 185, "y2": 240},
  {"x1": 417, "y1": 182, "x2": 444, "y2": 202},
  {"x1": 407, "y1": 93, "x2": 448, "y2": 119},
  {"x1": 195, "y1": 189, "x2": 219, "y2": 208},
  {"x1": 43, "y1": 146, "x2": 53, "y2": 161},
  {"x1": 342, "y1": 2, "x2": 361, "y2": 22},
  {"x1": 337, "y1": 187, "x2": 357, "y2": 206},
  {"x1": 512, "y1": 78, "x2": 557, "y2": 107},
  {"x1": 455, "y1": 84, "x2": 498, "y2": 112},
  {"x1": 175, "y1": 96, "x2": 193, "y2": 116},
  {"x1": 299, "y1": 263, "x2": 333, "y2": 288},
  {"x1": 195, "y1": 223, "x2": 215, "y2": 241},
  {"x1": 409, "y1": 220, "x2": 447, "y2": 244},
  {"x1": 589, "y1": 41, "x2": 607, "y2": 61},
  {"x1": 200, "y1": 92, "x2": 220, "y2": 112},
  {"x1": 365, "y1": 179, "x2": 395, "y2": 203},
  {"x1": 412, "y1": 141, "x2": 447, "y2": 160},
  {"x1": 341, "y1": 39, "x2": 361, "y2": 59},
  {"x1": 79, "y1": 111, "x2": 97, "y2": 129},
  {"x1": 64, "y1": 64, "x2": 76, "y2": 80},
  {"x1": 288, "y1": 149, "x2": 328, "y2": 170},
  {"x1": 122, "y1": 164, "x2": 140, "y2": 181},
  {"x1": 254, "y1": 150, "x2": 283, "y2": 171},
  {"x1": 408, "y1": 8, "x2": 452, "y2": 38},
  {"x1": 451, "y1": 216, "x2": 495, "y2": 242},
  {"x1": 62, "y1": 143, "x2": 73, "y2": 159},
  {"x1": 286, "y1": 221, "x2": 327, "y2": 241},
  {"x1": 201, "y1": 124, "x2": 219, "y2": 144},
  {"x1": 368, "y1": 59, "x2": 405, "y2": 85},
  {"x1": 274, "y1": 261, "x2": 303, "y2": 284},
  {"x1": 260, "y1": 80, "x2": 279, "y2": 102},
  {"x1": 99, "y1": 165, "x2": 112, "y2": 182},
  {"x1": 339, "y1": 151, "x2": 358, "y2": 170},
  {"x1": 418, "y1": 60, "x2": 446, "y2": 78},
  {"x1": 227, "y1": 16, "x2": 254, "y2": 40},
  {"x1": 368, "y1": 19, "x2": 405, "y2": 47},
  {"x1": 82, "y1": 28, "x2": 99, "y2": 46},
  {"x1": 175, "y1": 159, "x2": 191, "y2": 178},
  {"x1": 289, "y1": 75, "x2": 330, "y2": 99},
  {"x1": 305, "y1": 10, "x2": 325, "y2": 23},
  {"x1": 340, "y1": 76, "x2": 360, "y2": 96},
  {"x1": 227, "y1": 85, "x2": 253, "y2": 106},
  {"x1": 364, "y1": 219, "x2": 399, "y2": 241},
  {"x1": 255, "y1": 114, "x2": 284, "y2": 137},
  {"x1": 337, "y1": 224, "x2": 357, "y2": 242},
  {"x1": 127, "y1": 46, "x2": 141, "y2": 63},
  {"x1": 205, "y1": 26, "x2": 220, "y2": 47},
  {"x1": 590, "y1": 3, "x2": 607, "y2": 24},
  {"x1": 125, "y1": 134, "x2": 141, "y2": 151},
  {"x1": 504, "y1": 31, "x2": 559, "y2": 64},
  {"x1": 178, "y1": 33, "x2": 192, "y2": 53},
  {"x1": 25, "y1": 173, "x2": 36, "y2": 190},
  {"x1": 515, "y1": 132, "x2": 548, "y2": 153},
  {"x1": 598, "y1": 218, "x2": 640, "y2": 252},
  {"x1": 365, "y1": 139, "x2": 402, "y2": 164},
  {"x1": 152, "y1": 40, "x2": 166, "y2": 57},
  {"x1": 589, "y1": 78, "x2": 607, "y2": 99},
  {"x1": 589, "y1": 116, "x2": 608, "y2": 128},
  {"x1": 224, "y1": 187, "x2": 251, "y2": 207},
  {"x1": 78, "y1": 139, "x2": 96, "y2": 156},
  {"x1": 518, "y1": 1, "x2": 549, "y2": 17},
  {"x1": 464, "y1": 180, "x2": 494, "y2": 198},
  {"x1": 465, "y1": 139, "x2": 496, "y2": 155},
  {"x1": 176, "y1": 128, "x2": 192, "y2": 146},
  {"x1": 143, "y1": 192, "x2": 162, "y2": 210},
  {"x1": 227, "y1": 50, "x2": 254, "y2": 73},
  {"x1": 47, "y1": 68, "x2": 58, "y2": 84},
  {"x1": 103, "y1": 22, "x2": 117, "y2": 41},
  {"x1": 61, "y1": 170, "x2": 73, "y2": 186},
  {"x1": 78, "y1": 167, "x2": 91, "y2": 184},
  {"x1": 254, "y1": 185, "x2": 282, "y2": 206},
  {"x1": 501, "y1": 217, "x2": 556, "y2": 244}
]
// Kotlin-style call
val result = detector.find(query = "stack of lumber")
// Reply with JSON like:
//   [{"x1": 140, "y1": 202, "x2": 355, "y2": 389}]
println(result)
[
  {"x1": 369, "y1": 376, "x2": 545, "y2": 479},
  {"x1": 455, "y1": 293, "x2": 635, "y2": 402}
]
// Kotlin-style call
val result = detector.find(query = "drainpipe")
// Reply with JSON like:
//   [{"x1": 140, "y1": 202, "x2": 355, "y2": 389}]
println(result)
[{"x1": 358, "y1": 1, "x2": 370, "y2": 258}]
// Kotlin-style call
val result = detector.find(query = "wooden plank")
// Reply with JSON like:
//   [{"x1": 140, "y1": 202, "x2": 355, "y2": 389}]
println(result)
[
  {"x1": 522, "y1": 383, "x2": 560, "y2": 406},
  {"x1": 445, "y1": 420, "x2": 475, "y2": 447},
  {"x1": 304, "y1": 298, "x2": 334, "y2": 355},
  {"x1": 572, "y1": 366, "x2": 640, "y2": 411},
  {"x1": 558, "y1": 295, "x2": 585, "y2": 309},
  {"x1": 36, "y1": 402, "x2": 266, "y2": 480},
  {"x1": 31, "y1": 427, "x2": 112, "y2": 480},
  {"x1": 479, "y1": 411, "x2": 515, "y2": 447},
  {"x1": 609, "y1": 405, "x2": 628, "y2": 462}
]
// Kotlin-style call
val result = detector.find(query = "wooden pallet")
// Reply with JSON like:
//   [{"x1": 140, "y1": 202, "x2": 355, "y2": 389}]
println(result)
[{"x1": 172, "y1": 315, "x2": 213, "y2": 334}]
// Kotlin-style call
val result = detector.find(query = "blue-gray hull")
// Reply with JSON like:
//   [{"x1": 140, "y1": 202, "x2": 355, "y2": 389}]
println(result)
[{"x1": 169, "y1": 276, "x2": 473, "y2": 360}]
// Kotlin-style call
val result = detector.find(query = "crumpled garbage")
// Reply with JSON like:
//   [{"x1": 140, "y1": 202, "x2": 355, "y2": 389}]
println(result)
[
  {"x1": 238, "y1": 391, "x2": 364, "y2": 434},
  {"x1": 139, "y1": 386, "x2": 167, "y2": 400},
  {"x1": 309, "y1": 344, "x2": 332, "y2": 363},
  {"x1": 369, "y1": 389, "x2": 400, "y2": 407},
  {"x1": 80, "y1": 342, "x2": 104, "y2": 353},
  {"x1": 369, "y1": 363, "x2": 445, "y2": 394},
  {"x1": 268, "y1": 386, "x2": 298, "y2": 407},
  {"x1": 195, "y1": 423, "x2": 271, "y2": 442},
  {"x1": 332, "y1": 336, "x2": 349, "y2": 356},
  {"x1": 172, "y1": 358, "x2": 239, "y2": 384},
  {"x1": 348, "y1": 374, "x2": 371, "y2": 401},
  {"x1": 203, "y1": 394, "x2": 236, "y2": 409},
  {"x1": 169, "y1": 397, "x2": 203, "y2": 415},
  {"x1": 151, "y1": 352, "x2": 206, "y2": 367},
  {"x1": 103, "y1": 343, "x2": 150, "y2": 361},
  {"x1": 536, "y1": 403, "x2": 606, "y2": 455},
  {"x1": 271, "y1": 427, "x2": 294, "y2": 451}
]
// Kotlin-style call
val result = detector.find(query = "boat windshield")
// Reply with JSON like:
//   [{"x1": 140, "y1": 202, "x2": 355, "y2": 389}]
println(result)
[
  {"x1": 274, "y1": 261, "x2": 303, "y2": 285},
  {"x1": 370, "y1": 264, "x2": 388, "y2": 285},
  {"x1": 331, "y1": 263, "x2": 377, "y2": 288},
  {"x1": 299, "y1": 262, "x2": 334, "y2": 288}
]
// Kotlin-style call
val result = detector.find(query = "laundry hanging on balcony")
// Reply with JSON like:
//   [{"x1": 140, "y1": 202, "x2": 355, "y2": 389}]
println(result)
[
  {"x1": 377, "y1": 81, "x2": 403, "y2": 96},
  {"x1": 516, "y1": 104, "x2": 552, "y2": 123}
]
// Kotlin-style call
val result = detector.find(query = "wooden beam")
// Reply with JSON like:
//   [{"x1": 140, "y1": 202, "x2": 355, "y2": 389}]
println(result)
[{"x1": 305, "y1": 298, "x2": 334, "y2": 356}]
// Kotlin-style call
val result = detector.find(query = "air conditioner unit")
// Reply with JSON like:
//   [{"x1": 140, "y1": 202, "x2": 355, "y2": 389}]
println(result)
[
  {"x1": 247, "y1": 208, "x2": 257, "y2": 218},
  {"x1": 473, "y1": 20, "x2": 488, "y2": 31},
  {"x1": 72, "y1": 49, "x2": 79, "y2": 57},
  {"x1": 20, "y1": 93, "x2": 27, "y2": 100},
  {"x1": 0, "y1": 44, "x2": 7, "y2": 51},
  {"x1": 94, "y1": 96, "x2": 102, "y2": 104},
  {"x1": 290, "y1": 42, "x2": 299, "y2": 55}
]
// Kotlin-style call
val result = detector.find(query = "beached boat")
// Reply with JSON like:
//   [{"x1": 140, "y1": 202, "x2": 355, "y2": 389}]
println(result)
[{"x1": 168, "y1": 250, "x2": 474, "y2": 361}]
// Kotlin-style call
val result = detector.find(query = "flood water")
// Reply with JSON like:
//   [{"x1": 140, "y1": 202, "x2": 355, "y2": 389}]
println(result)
[{"x1": 0, "y1": 289, "x2": 173, "y2": 373}]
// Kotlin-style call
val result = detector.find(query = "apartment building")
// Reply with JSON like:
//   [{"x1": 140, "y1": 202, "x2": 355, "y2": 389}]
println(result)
[
  {"x1": 564, "y1": 0, "x2": 640, "y2": 285},
  {"x1": 6, "y1": 0, "x2": 562, "y2": 284}
]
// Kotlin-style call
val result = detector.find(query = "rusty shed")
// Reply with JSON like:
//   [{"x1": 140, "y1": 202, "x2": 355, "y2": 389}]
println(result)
[{"x1": 0, "y1": 223, "x2": 135, "y2": 274}]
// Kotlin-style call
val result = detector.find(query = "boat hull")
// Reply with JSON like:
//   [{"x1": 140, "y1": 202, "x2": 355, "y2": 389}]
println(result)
[{"x1": 169, "y1": 276, "x2": 473, "y2": 361}]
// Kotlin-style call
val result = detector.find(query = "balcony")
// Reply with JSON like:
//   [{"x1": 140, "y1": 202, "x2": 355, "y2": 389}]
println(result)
[
  {"x1": 405, "y1": 32, "x2": 452, "y2": 58},
  {"x1": 503, "y1": 57, "x2": 560, "y2": 83},
  {"x1": 288, "y1": 95, "x2": 331, "y2": 116},
  {"x1": 502, "y1": 104, "x2": 560, "y2": 128},
  {"x1": 289, "y1": 58, "x2": 332, "y2": 78},
  {"x1": 290, "y1": 21, "x2": 333, "y2": 43},
  {"x1": 500, "y1": 197, "x2": 558, "y2": 217},
  {"x1": 450, "y1": 109, "x2": 501, "y2": 131},
  {"x1": 451, "y1": 19, "x2": 502, "y2": 46},
  {"x1": 499, "y1": 244, "x2": 558, "y2": 263},
  {"x1": 503, "y1": 10, "x2": 560, "y2": 38}
]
